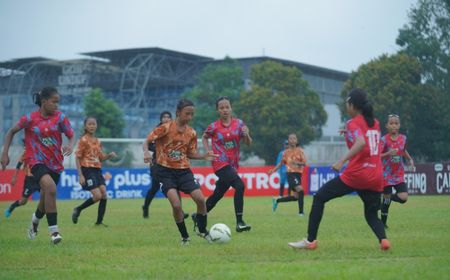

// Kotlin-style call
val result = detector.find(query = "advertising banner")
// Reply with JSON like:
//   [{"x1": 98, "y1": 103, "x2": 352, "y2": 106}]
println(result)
[
  {"x1": 0, "y1": 170, "x2": 27, "y2": 201},
  {"x1": 2, "y1": 163, "x2": 448, "y2": 201}
]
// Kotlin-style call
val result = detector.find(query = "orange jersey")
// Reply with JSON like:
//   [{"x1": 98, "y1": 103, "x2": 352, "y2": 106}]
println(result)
[
  {"x1": 76, "y1": 134, "x2": 105, "y2": 168},
  {"x1": 282, "y1": 146, "x2": 307, "y2": 173},
  {"x1": 146, "y1": 120, "x2": 197, "y2": 169},
  {"x1": 18, "y1": 151, "x2": 32, "y2": 176}
]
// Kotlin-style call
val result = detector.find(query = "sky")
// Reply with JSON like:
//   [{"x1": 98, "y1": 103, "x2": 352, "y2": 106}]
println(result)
[{"x1": 0, "y1": 0, "x2": 417, "y2": 73}]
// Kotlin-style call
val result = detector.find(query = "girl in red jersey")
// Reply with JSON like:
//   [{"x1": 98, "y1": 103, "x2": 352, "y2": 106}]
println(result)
[
  {"x1": 72, "y1": 117, "x2": 117, "y2": 226},
  {"x1": 197, "y1": 96, "x2": 252, "y2": 233},
  {"x1": 269, "y1": 133, "x2": 307, "y2": 216},
  {"x1": 288, "y1": 88, "x2": 390, "y2": 250},
  {"x1": 1, "y1": 87, "x2": 75, "y2": 244},
  {"x1": 143, "y1": 99, "x2": 217, "y2": 245},
  {"x1": 380, "y1": 114, "x2": 414, "y2": 228}
]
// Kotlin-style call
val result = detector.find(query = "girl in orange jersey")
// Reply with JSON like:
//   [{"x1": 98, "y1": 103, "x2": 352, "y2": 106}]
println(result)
[
  {"x1": 143, "y1": 99, "x2": 217, "y2": 245},
  {"x1": 72, "y1": 117, "x2": 116, "y2": 226},
  {"x1": 4, "y1": 147, "x2": 40, "y2": 218},
  {"x1": 269, "y1": 133, "x2": 307, "y2": 215}
]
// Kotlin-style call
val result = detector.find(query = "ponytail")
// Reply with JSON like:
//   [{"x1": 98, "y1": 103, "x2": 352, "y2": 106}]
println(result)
[
  {"x1": 362, "y1": 102, "x2": 375, "y2": 127},
  {"x1": 32, "y1": 92, "x2": 42, "y2": 107},
  {"x1": 347, "y1": 88, "x2": 375, "y2": 128},
  {"x1": 33, "y1": 87, "x2": 58, "y2": 107}
]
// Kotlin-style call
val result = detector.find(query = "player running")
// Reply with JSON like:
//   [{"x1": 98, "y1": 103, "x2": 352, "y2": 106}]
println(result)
[
  {"x1": 288, "y1": 88, "x2": 390, "y2": 250},
  {"x1": 380, "y1": 114, "x2": 414, "y2": 228},
  {"x1": 72, "y1": 117, "x2": 117, "y2": 226}
]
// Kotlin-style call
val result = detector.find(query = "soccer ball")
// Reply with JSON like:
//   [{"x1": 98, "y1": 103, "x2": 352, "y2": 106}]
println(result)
[{"x1": 209, "y1": 223, "x2": 231, "y2": 243}]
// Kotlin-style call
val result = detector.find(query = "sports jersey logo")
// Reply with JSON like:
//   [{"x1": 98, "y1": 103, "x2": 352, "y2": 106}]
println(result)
[
  {"x1": 224, "y1": 141, "x2": 235, "y2": 150},
  {"x1": 168, "y1": 150, "x2": 182, "y2": 160},
  {"x1": 391, "y1": 155, "x2": 401, "y2": 163},
  {"x1": 40, "y1": 137, "x2": 55, "y2": 147}
]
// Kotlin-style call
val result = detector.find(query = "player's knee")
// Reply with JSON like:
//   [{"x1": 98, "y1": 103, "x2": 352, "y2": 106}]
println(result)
[
  {"x1": 398, "y1": 194, "x2": 408, "y2": 203},
  {"x1": 92, "y1": 193, "x2": 101, "y2": 202},
  {"x1": 234, "y1": 181, "x2": 245, "y2": 194}
]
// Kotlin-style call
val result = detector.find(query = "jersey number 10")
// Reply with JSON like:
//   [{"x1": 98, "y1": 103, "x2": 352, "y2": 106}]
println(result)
[{"x1": 366, "y1": 130, "x2": 380, "y2": 156}]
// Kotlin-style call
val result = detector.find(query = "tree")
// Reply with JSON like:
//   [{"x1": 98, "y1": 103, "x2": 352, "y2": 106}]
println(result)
[
  {"x1": 397, "y1": 0, "x2": 450, "y2": 91},
  {"x1": 339, "y1": 53, "x2": 449, "y2": 161},
  {"x1": 236, "y1": 61, "x2": 327, "y2": 164},
  {"x1": 83, "y1": 88, "x2": 125, "y2": 138},
  {"x1": 182, "y1": 57, "x2": 244, "y2": 131}
]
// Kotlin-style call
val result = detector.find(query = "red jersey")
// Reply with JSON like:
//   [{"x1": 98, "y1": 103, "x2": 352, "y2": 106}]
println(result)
[
  {"x1": 16, "y1": 111, "x2": 74, "y2": 173},
  {"x1": 340, "y1": 114, "x2": 383, "y2": 192},
  {"x1": 204, "y1": 118, "x2": 246, "y2": 172},
  {"x1": 381, "y1": 134, "x2": 407, "y2": 186}
]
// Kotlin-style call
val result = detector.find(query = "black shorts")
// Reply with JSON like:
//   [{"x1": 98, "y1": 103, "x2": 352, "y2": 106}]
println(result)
[
  {"x1": 383, "y1": 182, "x2": 408, "y2": 195},
  {"x1": 31, "y1": 164, "x2": 60, "y2": 185},
  {"x1": 215, "y1": 165, "x2": 242, "y2": 187},
  {"x1": 287, "y1": 172, "x2": 302, "y2": 191},
  {"x1": 155, "y1": 164, "x2": 200, "y2": 196},
  {"x1": 22, "y1": 176, "x2": 40, "y2": 198},
  {"x1": 81, "y1": 167, "x2": 106, "y2": 191}
]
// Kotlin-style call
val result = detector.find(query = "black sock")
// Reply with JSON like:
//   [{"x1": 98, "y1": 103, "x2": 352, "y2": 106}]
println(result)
[
  {"x1": 197, "y1": 213, "x2": 207, "y2": 233},
  {"x1": 77, "y1": 198, "x2": 95, "y2": 211},
  {"x1": 277, "y1": 196, "x2": 297, "y2": 203},
  {"x1": 96, "y1": 199, "x2": 107, "y2": 224},
  {"x1": 9, "y1": 200, "x2": 20, "y2": 211},
  {"x1": 46, "y1": 212, "x2": 57, "y2": 227},
  {"x1": 381, "y1": 197, "x2": 391, "y2": 225},
  {"x1": 298, "y1": 191, "x2": 304, "y2": 214},
  {"x1": 35, "y1": 209, "x2": 45, "y2": 219},
  {"x1": 176, "y1": 221, "x2": 189, "y2": 239},
  {"x1": 236, "y1": 213, "x2": 243, "y2": 224},
  {"x1": 391, "y1": 194, "x2": 406, "y2": 204}
]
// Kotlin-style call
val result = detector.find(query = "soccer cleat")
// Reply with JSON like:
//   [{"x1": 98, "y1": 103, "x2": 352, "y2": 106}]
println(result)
[
  {"x1": 272, "y1": 197, "x2": 278, "y2": 212},
  {"x1": 181, "y1": 237, "x2": 190, "y2": 246},
  {"x1": 380, "y1": 239, "x2": 391, "y2": 250},
  {"x1": 4, "y1": 208, "x2": 11, "y2": 218},
  {"x1": 142, "y1": 206, "x2": 149, "y2": 219},
  {"x1": 236, "y1": 221, "x2": 252, "y2": 232},
  {"x1": 72, "y1": 208, "x2": 80, "y2": 224},
  {"x1": 191, "y1": 213, "x2": 199, "y2": 234},
  {"x1": 298, "y1": 212, "x2": 305, "y2": 217},
  {"x1": 51, "y1": 232, "x2": 62, "y2": 245},
  {"x1": 28, "y1": 222, "x2": 38, "y2": 240},
  {"x1": 288, "y1": 238, "x2": 318, "y2": 250},
  {"x1": 95, "y1": 222, "x2": 109, "y2": 227},
  {"x1": 197, "y1": 231, "x2": 213, "y2": 243}
]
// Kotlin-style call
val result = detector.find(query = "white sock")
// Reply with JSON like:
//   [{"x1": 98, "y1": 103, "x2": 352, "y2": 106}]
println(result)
[
  {"x1": 49, "y1": 225, "x2": 59, "y2": 234},
  {"x1": 32, "y1": 213, "x2": 40, "y2": 224}
]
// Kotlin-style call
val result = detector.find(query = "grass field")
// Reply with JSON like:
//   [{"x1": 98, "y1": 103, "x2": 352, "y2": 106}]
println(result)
[{"x1": 0, "y1": 195, "x2": 449, "y2": 279}]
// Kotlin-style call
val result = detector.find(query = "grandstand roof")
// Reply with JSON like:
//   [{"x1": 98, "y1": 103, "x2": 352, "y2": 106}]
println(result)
[
  {"x1": 81, "y1": 47, "x2": 214, "y2": 65},
  {"x1": 0, "y1": 57, "x2": 55, "y2": 70},
  {"x1": 214, "y1": 56, "x2": 349, "y2": 81}
]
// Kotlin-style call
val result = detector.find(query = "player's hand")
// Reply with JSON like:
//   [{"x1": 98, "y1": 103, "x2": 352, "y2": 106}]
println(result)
[
  {"x1": 268, "y1": 169, "x2": 274, "y2": 175},
  {"x1": 79, "y1": 174, "x2": 85, "y2": 186},
  {"x1": 389, "y1": 148, "x2": 398, "y2": 156},
  {"x1": 62, "y1": 145, "x2": 73, "y2": 156},
  {"x1": 1, "y1": 153, "x2": 9, "y2": 170},
  {"x1": 204, "y1": 151, "x2": 219, "y2": 161},
  {"x1": 108, "y1": 152, "x2": 117, "y2": 159},
  {"x1": 144, "y1": 151, "x2": 152, "y2": 163},
  {"x1": 332, "y1": 160, "x2": 344, "y2": 172},
  {"x1": 242, "y1": 126, "x2": 249, "y2": 136},
  {"x1": 11, "y1": 175, "x2": 17, "y2": 186}
]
